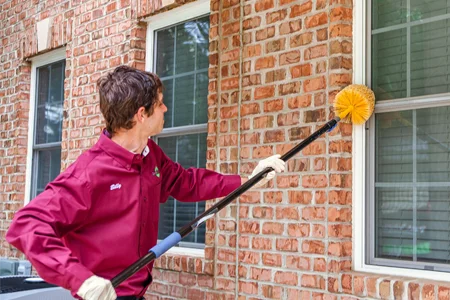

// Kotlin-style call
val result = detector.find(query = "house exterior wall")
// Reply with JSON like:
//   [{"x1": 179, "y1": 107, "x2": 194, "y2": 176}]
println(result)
[{"x1": 1, "y1": 0, "x2": 450, "y2": 299}]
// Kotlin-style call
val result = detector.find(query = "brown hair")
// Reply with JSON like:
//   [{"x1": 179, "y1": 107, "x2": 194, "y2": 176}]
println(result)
[{"x1": 97, "y1": 65, "x2": 163, "y2": 134}]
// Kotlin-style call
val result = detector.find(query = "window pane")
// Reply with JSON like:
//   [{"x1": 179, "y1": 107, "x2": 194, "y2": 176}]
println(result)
[
  {"x1": 195, "y1": 71, "x2": 208, "y2": 124},
  {"x1": 376, "y1": 107, "x2": 450, "y2": 184},
  {"x1": 155, "y1": 28, "x2": 175, "y2": 77},
  {"x1": 35, "y1": 61, "x2": 65, "y2": 144},
  {"x1": 157, "y1": 133, "x2": 207, "y2": 244},
  {"x1": 417, "y1": 187, "x2": 450, "y2": 263},
  {"x1": 372, "y1": 29, "x2": 408, "y2": 101},
  {"x1": 375, "y1": 187, "x2": 450, "y2": 265},
  {"x1": 159, "y1": 197, "x2": 175, "y2": 238},
  {"x1": 372, "y1": 0, "x2": 408, "y2": 29},
  {"x1": 162, "y1": 79, "x2": 174, "y2": 128},
  {"x1": 375, "y1": 111, "x2": 413, "y2": 182},
  {"x1": 35, "y1": 148, "x2": 62, "y2": 197},
  {"x1": 173, "y1": 75, "x2": 195, "y2": 127},
  {"x1": 410, "y1": 0, "x2": 450, "y2": 20},
  {"x1": 376, "y1": 188, "x2": 414, "y2": 260},
  {"x1": 175, "y1": 22, "x2": 196, "y2": 74},
  {"x1": 375, "y1": 107, "x2": 450, "y2": 266},
  {"x1": 196, "y1": 16, "x2": 210, "y2": 70},
  {"x1": 156, "y1": 15, "x2": 210, "y2": 129},
  {"x1": 410, "y1": 19, "x2": 450, "y2": 97},
  {"x1": 372, "y1": 0, "x2": 450, "y2": 30},
  {"x1": 416, "y1": 107, "x2": 450, "y2": 182}
]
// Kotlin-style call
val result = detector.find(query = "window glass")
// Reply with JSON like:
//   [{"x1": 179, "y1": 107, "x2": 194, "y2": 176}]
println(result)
[
  {"x1": 157, "y1": 133, "x2": 208, "y2": 245},
  {"x1": 32, "y1": 60, "x2": 65, "y2": 198},
  {"x1": 370, "y1": 0, "x2": 450, "y2": 271},
  {"x1": 154, "y1": 15, "x2": 210, "y2": 247}
]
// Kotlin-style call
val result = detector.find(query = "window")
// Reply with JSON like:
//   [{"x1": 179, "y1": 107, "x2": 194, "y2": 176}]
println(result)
[
  {"x1": 26, "y1": 50, "x2": 66, "y2": 202},
  {"x1": 147, "y1": 2, "x2": 210, "y2": 248},
  {"x1": 357, "y1": 0, "x2": 450, "y2": 277}
]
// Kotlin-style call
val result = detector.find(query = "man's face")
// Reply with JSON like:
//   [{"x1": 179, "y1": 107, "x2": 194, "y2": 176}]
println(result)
[{"x1": 145, "y1": 92, "x2": 167, "y2": 136}]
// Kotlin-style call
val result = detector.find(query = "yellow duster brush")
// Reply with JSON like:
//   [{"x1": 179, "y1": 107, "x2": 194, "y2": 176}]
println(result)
[
  {"x1": 275, "y1": 84, "x2": 375, "y2": 162},
  {"x1": 334, "y1": 84, "x2": 375, "y2": 125}
]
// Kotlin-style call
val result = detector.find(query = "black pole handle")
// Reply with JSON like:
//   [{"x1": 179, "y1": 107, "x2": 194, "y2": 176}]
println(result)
[{"x1": 111, "y1": 117, "x2": 340, "y2": 288}]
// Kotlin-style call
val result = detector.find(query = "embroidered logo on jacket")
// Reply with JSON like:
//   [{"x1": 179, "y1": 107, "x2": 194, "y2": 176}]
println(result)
[
  {"x1": 110, "y1": 183, "x2": 122, "y2": 191},
  {"x1": 153, "y1": 166, "x2": 160, "y2": 178}
]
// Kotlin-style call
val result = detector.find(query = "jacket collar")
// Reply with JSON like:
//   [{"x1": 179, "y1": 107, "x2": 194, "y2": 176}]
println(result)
[{"x1": 97, "y1": 130, "x2": 149, "y2": 170}]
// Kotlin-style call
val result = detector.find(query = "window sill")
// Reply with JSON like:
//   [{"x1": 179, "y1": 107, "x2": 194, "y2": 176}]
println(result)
[
  {"x1": 166, "y1": 247, "x2": 204, "y2": 257},
  {"x1": 153, "y1": 247, "x2": 211, "y2": 275},
  {"x1": 355, "y1": 263, "x2": 450, "y2": 282}
]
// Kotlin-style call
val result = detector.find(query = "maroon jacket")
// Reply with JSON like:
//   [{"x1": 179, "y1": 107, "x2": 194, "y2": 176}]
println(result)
[{"x1": 6, "y1": 131, "x2": 241, "y2": 297}]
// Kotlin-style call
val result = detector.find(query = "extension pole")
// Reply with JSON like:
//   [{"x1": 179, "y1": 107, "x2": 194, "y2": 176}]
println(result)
[{"x1": 111, "y1": 117, "x2": 340, "y2": 287}]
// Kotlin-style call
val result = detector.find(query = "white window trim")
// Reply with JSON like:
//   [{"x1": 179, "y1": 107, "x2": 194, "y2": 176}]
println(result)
[
  {"x1": 144, "y1": 0, "x2": 210, "y2": 256},
  {"x1": 24, "y1": 48, "x2": 66, "y2": 206},
  {"x1": 352, "y1": 1, "x2": 450, "y2": 282},
  {"x1": 144, "y1": 0, "x2": 210, "y2": 72}
]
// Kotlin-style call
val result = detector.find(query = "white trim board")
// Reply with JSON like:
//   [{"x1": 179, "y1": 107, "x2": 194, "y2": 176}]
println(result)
[
  {"x1": 144, "y1": 0, "x2": 210, "y2": 72},
  {"x1": 352, "y1": 2, "x2": 450, "y2": 282},
  {"x1": 24, "y1": 48, "x2": 66, "y2": 205}
]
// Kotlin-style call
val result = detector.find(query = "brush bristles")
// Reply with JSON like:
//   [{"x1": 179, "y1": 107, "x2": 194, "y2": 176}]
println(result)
[{"x1": 334, "y1": 84, "x2": 375, "y2": 125}]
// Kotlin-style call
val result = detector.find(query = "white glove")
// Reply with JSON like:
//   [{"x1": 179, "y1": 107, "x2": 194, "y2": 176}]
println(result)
[
  {"x1": 77, "y1": 275, "x2": 117, "y2": 300},
  {"x1": 249, "y1": 154, "x2": 286, "y2": 188}
]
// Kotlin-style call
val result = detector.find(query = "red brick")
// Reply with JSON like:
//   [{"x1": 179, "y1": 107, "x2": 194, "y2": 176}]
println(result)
[
  {"x1": 408, "y1": 282, "x2": 420, "y2": 300},
  {"x1": 302, "y1": 274, "x2": 326, "y2": 289},
  {"x1": 290, "y1": 1, "x2": 312, "y2": 17},
  {"x1": 302, "y1": 240, "x2": 325, "y2": 254},
  {"x1": 262, "y1": 285, "x2": 282, "y2": 299},
  {"x1": 251, "y1": 267, "x2": 271, "y2": 281},
  {"x1": 287, "y1": 223, "x2": 309, "y2": 237},
  {"x1": 306, "y1": 12, "x2": 328, "y2": 28},
  {"x1": 330, "y1": 24, "x2": 352, "y2": 37},
  {"x1": 266, "y1": 9, "x2": 287, "y2": 24},
  {"x1": 254, "y1": 86, "x2": 275, "y2": 100},
  {"x1": 379, "y1": 280, "x2": 391, "y2": 299},
  {"x1": 262, "y1": 253, "x2": 282, "y2": 267},
  {"x1": 393, "y1": 281, "x2": 404, "y2": 299},
  {"x1": 274, "y1": 271, "x2": 298, "y2": 285},
  {"x1": 239, "y1": 281, "x2": 258, "y2": 294},
  {"x1": 280, "y1": 20, "x2": 302, "y2": 35},
  {"x1": 255, "y1": 0, "x2": 274, "y2": 11},
  {"x1": 286, "y1": 255, "x2": 310, "y2": 271},
  {"x1": 276, "y1": 238, "x2": 299, "y2": 252},
  {"x1": 252, "y1": 237, "x2": 272, "y2": 250}
]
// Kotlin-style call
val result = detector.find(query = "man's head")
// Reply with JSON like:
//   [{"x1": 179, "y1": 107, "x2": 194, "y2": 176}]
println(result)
[{"x1": 97, "y1": 66, "x2": 165, "y2": 135}]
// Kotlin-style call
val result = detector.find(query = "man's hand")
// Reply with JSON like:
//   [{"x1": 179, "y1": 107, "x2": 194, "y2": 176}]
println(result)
[
  {"x1": 77, "y1": 275, "x2": 117, "y2": 300},
  {"x1": 249, "y1": 154, "x2": 286, "y2": 187}
]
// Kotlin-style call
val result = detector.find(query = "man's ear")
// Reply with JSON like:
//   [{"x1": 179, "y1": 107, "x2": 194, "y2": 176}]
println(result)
[{"x1": 136, "y1": 106, "x2": 147, "y2": 122}]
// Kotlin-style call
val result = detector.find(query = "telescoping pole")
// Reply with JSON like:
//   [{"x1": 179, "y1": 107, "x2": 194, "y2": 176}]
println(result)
[{"x1": 111, "y1": 117, "x2": 340, "y2": 288}]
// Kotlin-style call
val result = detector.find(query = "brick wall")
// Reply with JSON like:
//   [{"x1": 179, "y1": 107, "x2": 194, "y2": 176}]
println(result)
[{"x1": 1, "y1": 0, "x2": 450, "y2": 299}]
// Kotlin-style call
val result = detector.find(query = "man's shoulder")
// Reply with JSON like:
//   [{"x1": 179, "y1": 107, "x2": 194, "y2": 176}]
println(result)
[{"x1": 62, "y1": 145, "x2": 104, "y2": 179}]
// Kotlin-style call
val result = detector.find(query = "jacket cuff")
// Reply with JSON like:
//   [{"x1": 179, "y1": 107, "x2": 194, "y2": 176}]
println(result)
[
  {"x1": 221, "y1": 174, "x2": 242, "y2": 195},
  {"x1": 65, "y1": 263, "x2": 95, "y2": 297}
]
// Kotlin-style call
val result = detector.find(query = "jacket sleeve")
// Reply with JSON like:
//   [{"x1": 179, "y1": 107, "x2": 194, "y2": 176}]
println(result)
[
  {"x1": 6, "y1": 174, "x2": 94, "y2": 294},
  {"x1": 159, "y1": 150, "x2": 241, "y2": 203}
]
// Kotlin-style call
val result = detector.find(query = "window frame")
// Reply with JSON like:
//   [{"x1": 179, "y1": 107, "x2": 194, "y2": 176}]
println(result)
[
  {"x1": 353, "y1": 0, "x2": 450, "y2": 281},
  {"x1": 144, "y1": 0, "x2": 210, "y2": 252},
  {"x1": 25, "y1": 48, "x2": 66, "y2": 205}
]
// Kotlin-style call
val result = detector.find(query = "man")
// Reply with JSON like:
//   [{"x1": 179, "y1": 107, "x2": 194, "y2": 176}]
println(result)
[{"x1": 6, "y1": 66, "x2": 285, "y2": 300}]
